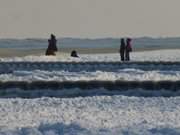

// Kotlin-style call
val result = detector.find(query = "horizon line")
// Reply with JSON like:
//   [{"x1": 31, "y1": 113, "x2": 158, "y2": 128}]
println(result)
[{"x1": 1, "y1": 36, "x2": 180, "y2": 40}]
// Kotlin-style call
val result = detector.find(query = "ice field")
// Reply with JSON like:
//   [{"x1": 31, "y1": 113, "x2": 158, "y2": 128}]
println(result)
[
  {"x1": 1, "y1": 49, "x2": 180, "y2": 135},
  {"x1": 1, "y1": 49, "x2": 180, "y2": 62}
]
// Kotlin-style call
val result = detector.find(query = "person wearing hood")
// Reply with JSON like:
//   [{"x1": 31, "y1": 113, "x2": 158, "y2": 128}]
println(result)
[{"x1": 45, "y1": 34, "x2": 58, "y2": 56}]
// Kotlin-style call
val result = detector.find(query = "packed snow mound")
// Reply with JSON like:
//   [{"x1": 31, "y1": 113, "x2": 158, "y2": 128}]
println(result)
[{"x1": 0, "y1": 49, "x2": 180, "y2": 62}]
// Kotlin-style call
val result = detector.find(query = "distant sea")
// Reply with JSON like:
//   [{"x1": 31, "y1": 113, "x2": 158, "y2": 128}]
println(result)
[{"x1": 0, "y1": 37, "x2": 180, "y2": 51}]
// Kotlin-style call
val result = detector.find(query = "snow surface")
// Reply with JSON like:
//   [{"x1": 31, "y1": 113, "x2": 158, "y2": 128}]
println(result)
[
  {"x1": 0, "y1": 49, "x2": 180, "y2": 62},
  {"x1": 1, "y1": 69, "x2": 180, "y2": 82},
  {"x1": 0, "y1": 49, "x2": 180, "y2": 135},
  {"x1": 0, "y1": 49, "x2": 180, "y2": 82},
  {"x1": 1, "y1": 96, "x2": 180, "y2": 135}
]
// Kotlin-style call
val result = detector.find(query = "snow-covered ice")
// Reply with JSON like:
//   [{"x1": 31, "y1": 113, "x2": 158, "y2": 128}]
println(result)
[
  {"x1": 0, "y1": 49, "x2": 180, "y2": 62},
  {"x1": 0, "y1": 49, "x2": 180, "y2": 135},
  {"x1": 1, "y1": 69, "x2": 180, "y2": 82},
  {"x1": 1, "y1": 96, "x2": 180, "y2": 135}
]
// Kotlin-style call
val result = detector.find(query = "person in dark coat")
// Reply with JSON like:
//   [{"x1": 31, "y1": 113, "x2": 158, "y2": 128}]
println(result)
[
  {"x1": 119, "y1": 38, "x2": 125, "y2": 61},
  {"x1": 125, "y1": 38, "x2": 132, "y2": 61},
  {"x1": 45, "y1": 34, "x2": 58, "y2": 56}
]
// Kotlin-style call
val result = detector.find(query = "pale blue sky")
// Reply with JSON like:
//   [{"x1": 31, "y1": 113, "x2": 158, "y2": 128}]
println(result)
[{"x1": 0, "y1": 0, "x2": 180, "y2": 38}]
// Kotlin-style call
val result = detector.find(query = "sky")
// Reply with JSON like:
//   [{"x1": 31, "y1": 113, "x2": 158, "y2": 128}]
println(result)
[{"x1": 0, "y1": 0, "x2": 180, "y2": 38}]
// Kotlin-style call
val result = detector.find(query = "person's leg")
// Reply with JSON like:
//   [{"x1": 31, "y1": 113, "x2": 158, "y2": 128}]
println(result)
[
  {"x1": 120, "y1": 52, "x2": 124, "y2": 61},
  {"x1": 125, "y1": 51, "x2": 128, "y2": 61},
  {"x1": 125, "y1": 51, "x2": 130, "y2": 61},
  {"x1": 128, "y1": 53, "x2": 130, "y2": 61}
]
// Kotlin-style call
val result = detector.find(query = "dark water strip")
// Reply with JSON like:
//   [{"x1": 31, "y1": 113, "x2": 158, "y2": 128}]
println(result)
[
  {"x1": 0, "y1": 80, "x2": 180, "y2": 90},
  {"x1": 1, "y1": 61, "x2": 180, "y2": 65}
]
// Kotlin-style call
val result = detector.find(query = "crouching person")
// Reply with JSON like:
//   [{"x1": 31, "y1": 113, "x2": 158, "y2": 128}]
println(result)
[{"x1": 71, "y1": 50, "x2": 79, "y2": 58}]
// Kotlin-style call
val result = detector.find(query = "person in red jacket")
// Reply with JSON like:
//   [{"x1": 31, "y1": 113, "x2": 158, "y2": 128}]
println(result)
[{"x1": 125, "y1": 38, "x2": 132, "y2": 61}]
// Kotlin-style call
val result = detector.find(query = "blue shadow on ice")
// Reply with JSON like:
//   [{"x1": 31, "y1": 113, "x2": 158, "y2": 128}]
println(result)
[
  {"x1": 1, "y1": 122, "x2": 180, "y2": 135},
  {"x1": 149, "y1": 127, "x2": 180, "y2": 135},
  {"x1": 0, "y1": 123, "x2": 91, "y2": 135}
]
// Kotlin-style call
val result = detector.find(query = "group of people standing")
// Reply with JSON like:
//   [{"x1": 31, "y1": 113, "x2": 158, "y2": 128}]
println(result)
[
  {"x1": 45, "y1": 34, "x2": 133, "y2": 61},
  {"x1": 119, "y1": 38, "x2": 132, "y2": 61}
]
